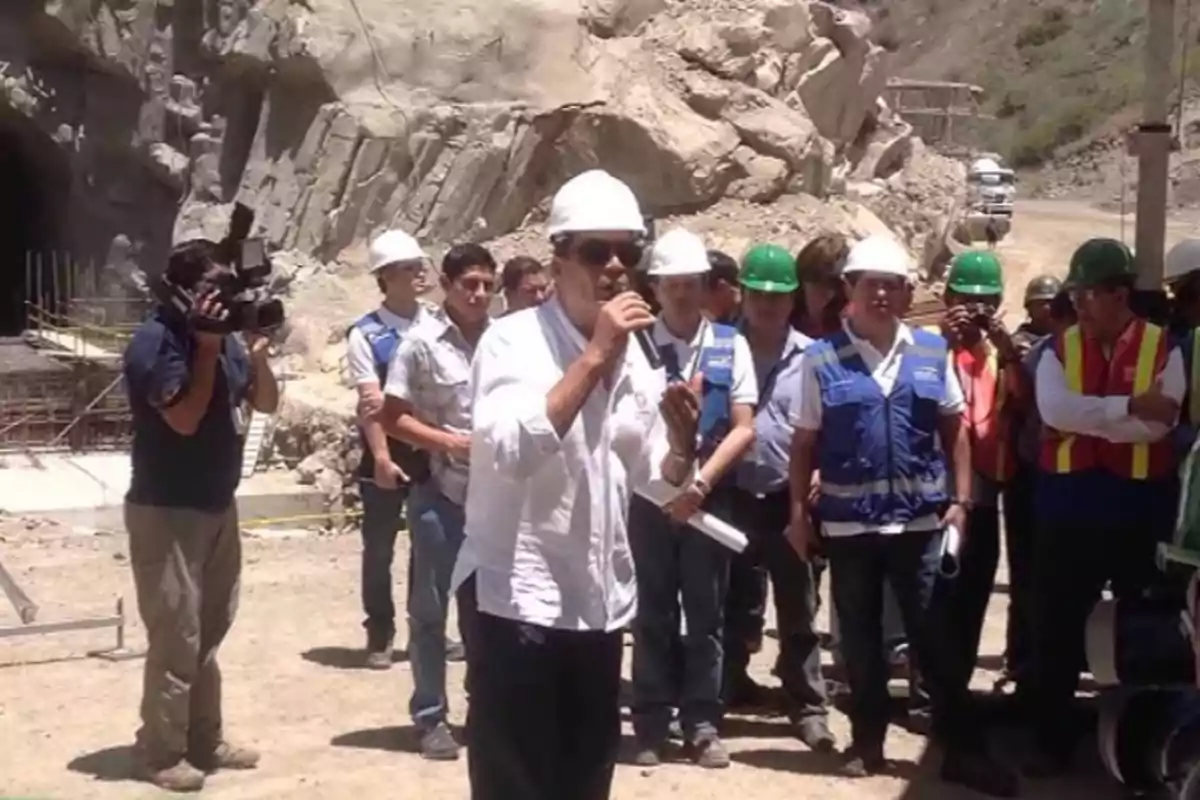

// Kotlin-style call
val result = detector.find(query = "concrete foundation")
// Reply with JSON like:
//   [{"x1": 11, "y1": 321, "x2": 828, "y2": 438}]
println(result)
[{"x1": 0, "y1": 452, "x2": 325, "y2": 530}]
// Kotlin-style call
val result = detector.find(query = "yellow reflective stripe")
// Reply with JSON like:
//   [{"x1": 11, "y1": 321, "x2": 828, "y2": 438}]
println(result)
[
  {"x1": 1057, "y1": 327, "x2": 1082, "y2": 472},
  {"x1": 1130, "y1": 324, "x2": 1163, "y2": 480},
  {"x1": 1191, "y1": 327, "x2": 1200, "y2": 425}
]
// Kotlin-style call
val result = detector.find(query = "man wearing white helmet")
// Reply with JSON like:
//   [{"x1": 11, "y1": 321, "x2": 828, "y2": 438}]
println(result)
[
  {"x1": 453, "y1": 170, "x2": 704, "y2": 800},
  {"x1": 345, "y1": 229, "x2": 434, "y2": 668},
  {"x1": 628, "y1": 228, "x2": 757, "y2": 770},
  {"x1": 788, "y1": 235, "x2": 1018, "y2": 796}
]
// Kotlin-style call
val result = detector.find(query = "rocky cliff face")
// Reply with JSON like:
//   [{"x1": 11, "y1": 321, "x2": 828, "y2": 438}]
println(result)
[{"x1": 1, "y1": 0, "x2": 935, "y2": 284}]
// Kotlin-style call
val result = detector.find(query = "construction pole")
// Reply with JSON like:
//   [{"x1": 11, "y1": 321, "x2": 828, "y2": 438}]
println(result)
[{"x1": 1133, "y1": 0, "x2": 1176, "y2": 293}]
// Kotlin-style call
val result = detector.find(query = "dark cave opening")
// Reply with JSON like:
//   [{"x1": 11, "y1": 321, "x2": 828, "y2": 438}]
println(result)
[{"x1": 0, "y1": 102, "x2": 69, "y2": 335}]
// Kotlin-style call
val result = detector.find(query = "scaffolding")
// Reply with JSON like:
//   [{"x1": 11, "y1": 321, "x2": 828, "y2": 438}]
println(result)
[
  {"x1": 0, "y1": 251, "x2": 149, "y2": 454},
  {"x1": 884, "y1": 79, "x2": 995, "y2": 157}
]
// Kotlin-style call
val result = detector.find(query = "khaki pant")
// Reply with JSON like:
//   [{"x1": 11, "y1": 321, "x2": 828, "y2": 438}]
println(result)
[{"x1": 126, "y1": 501, "x2": 241, "y2": 763}]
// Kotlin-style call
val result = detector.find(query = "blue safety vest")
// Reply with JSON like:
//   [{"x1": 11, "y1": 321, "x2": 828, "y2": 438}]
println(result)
[
  {"x1": 809, "y1": 327, "x2": 949, "y2": 526},
  {"x1": 659, "y1": 322, "x2": 736, "y2": 460},
  {"x1": 351, "y1": 311, "x2": 429, "y2": 483}
]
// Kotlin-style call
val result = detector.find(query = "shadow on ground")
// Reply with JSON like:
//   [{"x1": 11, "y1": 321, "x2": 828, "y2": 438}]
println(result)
[
  {"x1": 67, "y1": 745, "x2": 136, "y2": 782},
  {"x1": 331, "y1": 724, "x2": 465, "y2": 754},
  {"x1": 301, "y1": 646, "x2": 408, "y2": 670}
]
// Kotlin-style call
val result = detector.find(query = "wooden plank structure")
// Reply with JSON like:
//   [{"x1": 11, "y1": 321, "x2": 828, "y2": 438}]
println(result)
[{"x1": 884, "y1": 79, "x2": 994, "y2": 156}]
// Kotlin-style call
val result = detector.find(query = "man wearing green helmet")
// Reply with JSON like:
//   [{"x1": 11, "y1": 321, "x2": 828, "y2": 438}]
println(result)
[
  {"x1": 723, "y1": 243, "x2": 835, "y2": 752},
  {"x1": 931, "y1": 250, "x2": 1029, "y2": 697},
  {"x1": 1027, "y1": 238, "x2": 1185, "y2": 776}
]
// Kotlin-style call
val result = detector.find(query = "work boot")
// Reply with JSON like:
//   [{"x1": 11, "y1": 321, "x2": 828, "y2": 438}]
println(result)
[
  {"x1": 687, "y1": 733, "x2": 731, "y2": 769},
  {"x1": 446, "y1": 639, "x2": 466, "y2": 663},
  {"x1": 633, "y1": 735, "x2": 667, "y2": 768},
  {"x1": 667, "y1": 718, "x2": 685, "y2": 742},
  {"x1": 795, "y1": 717, "x2": 837, "y2": 754},
  {"x1": 838, "y1": 743, "x2": 886, "y2": 778},
  {"x1": 942, "y1": 749, "x2": 1020, "y2": 797},
  {"x1": 137, "y1": 758, "x2": 206, "y2": 793},
  {"x1": 419, "y1": 722, "x2": 460, "y2": 761},
  {"x1": 365, "y1": 630, "x2": 394, "y2": 670},
  {"x1": 189, "y1": 742, "x2": 261, "y2": 773}
]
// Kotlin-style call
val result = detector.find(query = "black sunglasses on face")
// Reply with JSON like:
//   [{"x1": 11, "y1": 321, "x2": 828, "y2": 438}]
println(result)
[{"x1": 575, "y1": 238, "x2": 644, "y2": 269}]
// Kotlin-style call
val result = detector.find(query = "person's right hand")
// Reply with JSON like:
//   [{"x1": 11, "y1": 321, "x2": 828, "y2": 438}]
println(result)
[
  {"x1": 374, "y1": 458, "x2": 408, "y2": 490},
  {"x1": 787, "y1": 511, "x2": 820, "y2": 562},
  {"x1": 191, "y1": 290, "x2": 229, "y2": 348},
  {"x1": 1129, "y1": 380, "x2": 1180, "y2": 426},
  {"x1": 446, "y1": 432, "x2": 472, "y2": 461},
  {"x1": 588, "y1": 291, "x2": 655, "y2": 363}
]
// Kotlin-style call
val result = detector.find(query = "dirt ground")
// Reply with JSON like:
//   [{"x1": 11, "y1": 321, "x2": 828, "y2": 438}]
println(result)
[{"x1": 1, "y1": 199, "x2": 1194, "y2": 799}]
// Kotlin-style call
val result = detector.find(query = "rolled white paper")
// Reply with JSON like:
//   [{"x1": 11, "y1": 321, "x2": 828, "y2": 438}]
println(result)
[
  {"x1": 634, "y1": 487, "x2": 750, "y2": 553},
  {"x1": 939, "y1": 524, "x2": 962, "y2": 578}
]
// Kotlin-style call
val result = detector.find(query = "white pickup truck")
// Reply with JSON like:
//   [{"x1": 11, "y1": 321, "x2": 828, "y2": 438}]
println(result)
[{"x1": 963, "y1": 155, "x2": 1015, "y2": 242}]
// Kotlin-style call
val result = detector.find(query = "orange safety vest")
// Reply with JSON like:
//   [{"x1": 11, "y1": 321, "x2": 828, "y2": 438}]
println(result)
[
  {"x1": 954, "y1": 343, "x2": 1016, "y2": 483},
  {"x1": 920, "y1": 324, "x2": 1016, "y2": 482},
  {"x1": 1039, "y1": 319, "x2": 1174, "y2": 480}
]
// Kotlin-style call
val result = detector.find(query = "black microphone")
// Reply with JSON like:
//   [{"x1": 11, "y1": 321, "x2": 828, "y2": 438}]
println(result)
[{"x1": 634, "y1": 328, "x2": 663, "y2": 370}]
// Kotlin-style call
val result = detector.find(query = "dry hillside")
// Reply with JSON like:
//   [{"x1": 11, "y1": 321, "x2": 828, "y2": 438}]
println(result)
[{"x1": 852, "y1": 0, "x2": 1192, "y2": 168}]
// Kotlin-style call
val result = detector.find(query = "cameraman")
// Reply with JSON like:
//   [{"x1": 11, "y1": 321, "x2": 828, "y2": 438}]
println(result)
[{"x1": 122, "y1": 239, "x2": 278, "y2": 792}]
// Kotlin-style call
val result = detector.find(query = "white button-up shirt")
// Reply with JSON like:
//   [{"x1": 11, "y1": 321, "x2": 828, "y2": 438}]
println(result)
[{"x1": 452, "y1": 296, "x2": 688, "y2": 632}]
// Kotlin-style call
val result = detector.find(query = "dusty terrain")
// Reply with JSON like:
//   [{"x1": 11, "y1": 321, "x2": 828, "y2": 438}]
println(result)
[{"x1": 1, "y1": 198, "x2": 1191, "y2": 800}]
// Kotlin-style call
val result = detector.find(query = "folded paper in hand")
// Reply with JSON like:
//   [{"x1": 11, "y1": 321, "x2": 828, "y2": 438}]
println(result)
[{"x1": 635, "y1": 485, "x2": 749, "y2": 553}]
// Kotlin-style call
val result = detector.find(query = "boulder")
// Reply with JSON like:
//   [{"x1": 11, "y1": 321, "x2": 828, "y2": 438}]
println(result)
[
  {"x1": 727, "y1": 146, "x2": 789, "y2": 203},
  {"x1": 583, "y1": 0, "x2": 668, "y2": 38},
  {"x1": 721, "y1": 85, "x2": 818, "y2": 171}
]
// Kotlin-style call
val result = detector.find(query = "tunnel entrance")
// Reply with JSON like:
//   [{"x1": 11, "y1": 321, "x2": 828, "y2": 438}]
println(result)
[{"x1": 0, "y1": 102, "x2": 68, "y2": 335}]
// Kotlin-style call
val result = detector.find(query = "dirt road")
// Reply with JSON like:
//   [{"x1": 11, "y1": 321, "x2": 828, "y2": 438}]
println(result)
[
  {"x1": 995, "y1": 199, "x2": 1199, "y2": 322},
  {"x1": 0, "y1": 198, "x2": 1171, "y2": 800}
]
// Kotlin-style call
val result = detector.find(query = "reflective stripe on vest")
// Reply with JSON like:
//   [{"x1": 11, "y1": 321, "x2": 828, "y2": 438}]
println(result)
[{"x1": 1045, "y1": 321, "x2": 1172, "y2": 480}]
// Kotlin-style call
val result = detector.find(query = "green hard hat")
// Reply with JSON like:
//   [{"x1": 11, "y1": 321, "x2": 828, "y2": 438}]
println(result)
[
  {"x1": 947, "y1": 250, "x2": 1004, "y2": 296},
  {"x1": 740, "y1": 244, "x2": 799, "y2": 293},
  {"x1": 1024, "y1": 274, "x2": 1063, "y2": 303},
  {"x1": 1066, "y1": 238, "x2": 1134, "y2": 288}
]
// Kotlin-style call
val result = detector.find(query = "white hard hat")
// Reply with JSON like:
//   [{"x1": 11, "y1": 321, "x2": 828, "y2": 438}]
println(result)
[
  {"x1": 648, "y1": 228, "x2": 710, "y2": 277},
  {"x1": 368, "y1": 229, "x2": 427, "y2": 273},
  {"x1": 547, "y1": 170, "x2": 646, "y2": 238},
  {"x1": 1165, "y1": 238, "x2": 1200, "y2": 282},
  {"x1": 842, "y1": 235, "x2": 913, "y2": 279}
]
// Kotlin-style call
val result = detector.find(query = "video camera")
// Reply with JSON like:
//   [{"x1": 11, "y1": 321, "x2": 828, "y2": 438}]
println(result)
[{"x1": 161, "y1": 203, "x2": 286, "y2": 334}]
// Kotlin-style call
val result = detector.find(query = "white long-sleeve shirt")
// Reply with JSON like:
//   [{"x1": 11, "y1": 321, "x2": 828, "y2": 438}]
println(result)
[
  {"x1": 1035, "y1": 341, "x2": 1185, "y2": 444},
  {"x1": 451, "y1": 296, "x2": 690, "y2": 632}
]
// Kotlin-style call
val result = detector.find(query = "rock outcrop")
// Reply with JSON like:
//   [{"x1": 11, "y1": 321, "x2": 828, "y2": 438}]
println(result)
[{"x1": 0, "y1": 0, "x2": 939, "y2": 277}]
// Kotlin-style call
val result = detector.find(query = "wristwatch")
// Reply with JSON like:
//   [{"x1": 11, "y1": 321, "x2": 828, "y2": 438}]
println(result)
[{"x1": 949, "y1": 497, "x2": 974, "y2": 512}]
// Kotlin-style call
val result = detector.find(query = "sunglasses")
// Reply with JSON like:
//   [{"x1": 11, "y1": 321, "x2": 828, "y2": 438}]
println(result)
[{"x1": 574, "y1": 238, "x2": 644, "y2": 269}]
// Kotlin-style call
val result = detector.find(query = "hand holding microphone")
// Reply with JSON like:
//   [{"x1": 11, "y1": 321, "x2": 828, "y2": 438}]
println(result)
[{"x1": 588, "y1": 291, "x2": 657, "y2": 368}]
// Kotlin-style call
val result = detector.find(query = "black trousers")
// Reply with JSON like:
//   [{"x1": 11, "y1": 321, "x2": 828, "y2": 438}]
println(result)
[
  {"x1": 827, "y1": 530, "x2": 977, "y2": 750},
  {"x1": 1027, "y1": 516, "x2": 1159, "y2": 755},
  {"x1": 725, "y1": 488, "x2": 828, "y2": 721},
  {"x1": 940, "y1": 502, "x2": 1001, "y2": 690},
  {"x1": 459, "y1": 578, "x2": 623, "y2": 800},
  {"x1": 1002, "y1": 464, "x2": 1037, "y2": 684}
]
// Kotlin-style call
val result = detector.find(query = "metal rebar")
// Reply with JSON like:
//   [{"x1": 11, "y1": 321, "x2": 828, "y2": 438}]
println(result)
[{"x1": 0, "y1": 614, "x2": 122, "y2": 639}]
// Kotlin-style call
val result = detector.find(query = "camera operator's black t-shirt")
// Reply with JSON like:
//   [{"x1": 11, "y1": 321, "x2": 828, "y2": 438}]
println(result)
[{"x1": 123, "y1": 310, "x2": 252, "y2": 510}]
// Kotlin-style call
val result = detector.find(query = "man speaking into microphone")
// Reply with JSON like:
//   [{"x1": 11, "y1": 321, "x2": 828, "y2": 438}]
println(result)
[{"x1": 452, "y1": 170, "x2": 703, "y2": 800}]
